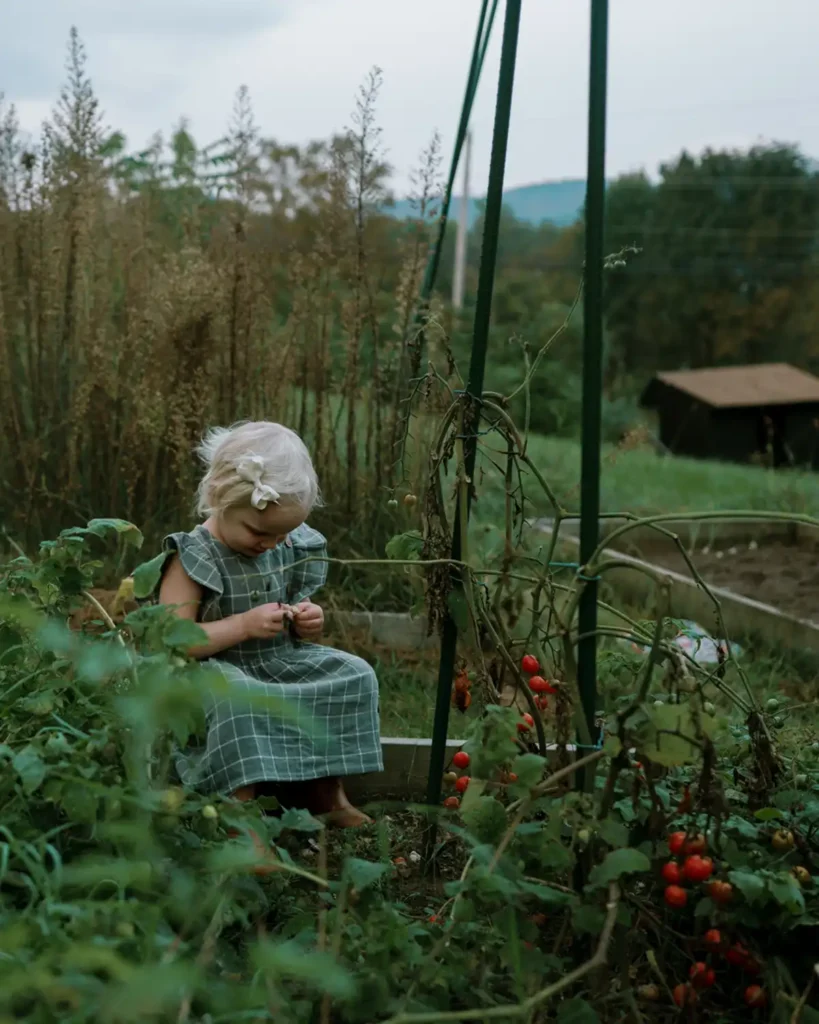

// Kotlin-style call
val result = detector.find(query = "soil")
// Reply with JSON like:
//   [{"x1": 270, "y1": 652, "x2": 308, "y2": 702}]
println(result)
[{"x1": 616, "y1": 537, "x2": 819, "y2": 625}]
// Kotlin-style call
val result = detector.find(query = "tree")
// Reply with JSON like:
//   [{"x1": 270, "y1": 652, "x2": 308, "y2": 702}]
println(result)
[{"x1": 604, "y1": 144, "x2": 819, "y2": 376}]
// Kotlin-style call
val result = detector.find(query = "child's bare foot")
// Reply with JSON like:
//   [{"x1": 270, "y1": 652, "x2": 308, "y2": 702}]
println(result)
[
  {"x1": 232, "y1": 784, "x2": 256, "y2": 802},
  {"x1": 312, "y1": 777, "x2": 372, "y2": 828},
  {"x1": 323, "y1": 804, "x2": 372, "y2": 828}
]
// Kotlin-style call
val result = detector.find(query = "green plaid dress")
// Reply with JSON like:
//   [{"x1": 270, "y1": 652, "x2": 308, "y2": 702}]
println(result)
[{"x1": 159, "y1": 523, "x2": 383, "y2": 794}]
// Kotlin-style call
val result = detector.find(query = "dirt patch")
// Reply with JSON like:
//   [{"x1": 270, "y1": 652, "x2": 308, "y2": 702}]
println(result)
[{"x1": 614, "y1": 537, "x2": 819, "y2": 625}]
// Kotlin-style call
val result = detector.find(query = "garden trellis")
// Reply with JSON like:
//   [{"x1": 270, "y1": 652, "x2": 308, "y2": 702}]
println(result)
[{"x1": 418, "y1": 0, "x2": 611, "y2": 807}]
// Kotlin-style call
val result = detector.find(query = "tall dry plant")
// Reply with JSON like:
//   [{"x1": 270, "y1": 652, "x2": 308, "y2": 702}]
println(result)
[{"x1": 0, "y1": 30, "x2": 443, "y2": 600}]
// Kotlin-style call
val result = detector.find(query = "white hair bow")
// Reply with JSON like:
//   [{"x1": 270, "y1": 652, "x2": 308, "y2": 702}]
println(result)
[{"x1": 236, "y1": 454, "x2": 280, "y2": 510}]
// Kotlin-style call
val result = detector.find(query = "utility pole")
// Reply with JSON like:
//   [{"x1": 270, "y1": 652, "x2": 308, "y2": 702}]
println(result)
[{"x1": 452, "y1": 129, "x2": 472, "y2": 310}]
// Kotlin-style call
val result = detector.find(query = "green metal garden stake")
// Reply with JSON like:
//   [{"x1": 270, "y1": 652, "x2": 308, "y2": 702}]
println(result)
[
  {"x1": 418, "y1": 0, "x2": 499, "y2": 305},
  {"x1": 425, "y1": 0, "x2": 524, "y2": 824},
  {"x1": 577, "y1": 0, "x2": 610, "y2": 789}
]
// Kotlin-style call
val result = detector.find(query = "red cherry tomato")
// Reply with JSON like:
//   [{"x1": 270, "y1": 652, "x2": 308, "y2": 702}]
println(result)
[
  {"x1": 726, "y1": 943, "x2": 759, "y2": 971},
  {"x1": 673, "y1": 983, "x2": 696, "y2": 1007},
  {"x1": 708, "y1": 880, "x2": 733, "y2": 906},
  {"x1": 704, "y1": 928, "x2": 722, "y2": 948},
  {"x1": 528, "y1": 675, "x2": 555, "y2": 694},
  {"x1": 662, "y1": 861, "x2": 683, "y2": 885},
  {"x1": 521, "y1": 654, "x2": 540, "y2": 675},
  {"x1": 664, "y1": 885, "x2": 688, "y2": 908},
  {"x1": 668, "y1": 831, "x2": 687, "y2": 855},
  {"x1": 683, "y1": 833, "x2": 707, "y2": 855},
  {"x1": 455, "y1": 775, "x2": 470, "y2": 794},
  {"x1": 517, "y1": 713, "x2": 534, "y2": 733},
  {"x1": 682, "y1": 855, "x2": 714, "y2": 883},
  {"x1": 744, "y1": 985, "x2": 767, "y2": 1008},
  {"x1": 689, "y1": 962, "x2": 716, "y2": 989},
  {"x1": 443, "y1": 796, "x2": 460, "y2": 809},
  {"x1": 453, "y1": 751, "x2": 470, "y2": 769}
]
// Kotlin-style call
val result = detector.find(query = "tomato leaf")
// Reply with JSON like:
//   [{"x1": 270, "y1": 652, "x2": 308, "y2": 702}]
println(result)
[
  {"x1": 768, "y1": 873, "x2": 805, "y2": 914},
  {"x1": 598, "y1": 819, "x2": 630, "y2": 848},
  {"x1": 279, "y1": 807, "x2": 325, "y2": 833},
  {"x1": 384, "y1": 530, "x2": 423, "y2": 561},
  {"x1": 12, "y1": 746, "x2": 46, "y2": 794},
  {"x1": 572, "y1": 904, "x2": 605, "y2": 935},
  {"x1": 461, "y1": 795, "x2": 508, "y2": 845},
  {"x1": 727, "y1": 870, "x2": 766, "y2": 904},
  {"x1": 638, "y1": 704, "x2": 715, "y2": 767},
  {"x1": 253, "y1": 940, "x2": 355, "y2": 999},
  {"x1": 344, "y1": 858, "x2": 388, "y2": 892},
  {"x1": 588, "y1": 847, "x2": 650, "y2": 885},
  {"x1": 557, "y1": 997, "x2": 600, "y2": 1024},
  {"x1": 753, "y1": 807, "x2": 783, "y2": 821},
  {"x1": 511, "y1": 753, "x2": 546, "y2": 789}
]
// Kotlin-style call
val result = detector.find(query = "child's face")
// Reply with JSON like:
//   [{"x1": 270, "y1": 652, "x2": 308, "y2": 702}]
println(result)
[{"x1": 216, "y1": 502, "x2": 308, "y2": 557}]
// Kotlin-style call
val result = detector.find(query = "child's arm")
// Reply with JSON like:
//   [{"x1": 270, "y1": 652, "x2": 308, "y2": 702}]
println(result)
[{"x1": 159, "y1": 555, "x2": 289, "y2": 659}]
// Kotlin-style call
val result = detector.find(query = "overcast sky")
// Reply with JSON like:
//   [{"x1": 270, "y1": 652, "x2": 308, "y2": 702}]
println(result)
[{"x1": 3, "y1": 0, "x2": 819, "y2": 195}]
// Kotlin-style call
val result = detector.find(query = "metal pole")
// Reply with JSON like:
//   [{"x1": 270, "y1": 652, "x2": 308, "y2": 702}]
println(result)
[
  {"x1": 452, "y1": 130, "x2": 472, "y2": 309},
  {"x1": 577, "y1": 0, "x2": 609, "y2": 781},
  {"x1": 419, "y1": 0, "x2": 498, "y2": 305},
  {"x1": 426, "y1": 0, "x2": 523, "y2": 812}
]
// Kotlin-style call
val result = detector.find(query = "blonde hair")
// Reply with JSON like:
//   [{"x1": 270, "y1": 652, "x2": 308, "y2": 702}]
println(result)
[{"x1": 196, "y1": 421, "x2": 321, "y2": 516}]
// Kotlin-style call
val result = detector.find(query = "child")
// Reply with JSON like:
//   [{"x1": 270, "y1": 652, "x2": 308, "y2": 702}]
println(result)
[{"x1": 157, "y1": 420, "x2": 382, "y2": 827}]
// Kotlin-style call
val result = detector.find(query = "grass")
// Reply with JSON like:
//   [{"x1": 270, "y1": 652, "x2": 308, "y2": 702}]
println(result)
[{"x1": 475, "y1": 432, "x2": 819, "y2": 523}]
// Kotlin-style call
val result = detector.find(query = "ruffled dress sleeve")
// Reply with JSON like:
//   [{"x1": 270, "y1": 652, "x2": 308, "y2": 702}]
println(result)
[
  {"x1": 158, "y1": 530, "x2": 225, "y2": 597},
  {"x1": 287, "y1": 523, "x2": 328, "y2": 604}
]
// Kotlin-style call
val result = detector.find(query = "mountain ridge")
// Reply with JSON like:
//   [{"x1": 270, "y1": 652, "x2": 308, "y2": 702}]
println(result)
[{"x1": 387, "y1": 178, "x2": 586, "y2": 227}]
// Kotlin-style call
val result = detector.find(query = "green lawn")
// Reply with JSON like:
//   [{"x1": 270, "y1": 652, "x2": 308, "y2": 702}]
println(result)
[{"x1": 475, "y1": 433, "x2": 819, "y2": 522}]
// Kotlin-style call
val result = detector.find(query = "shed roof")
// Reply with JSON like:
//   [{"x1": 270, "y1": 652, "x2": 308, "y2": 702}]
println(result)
[{"x1": 643, "y1": 363, "x2": 819, "y2": 410}]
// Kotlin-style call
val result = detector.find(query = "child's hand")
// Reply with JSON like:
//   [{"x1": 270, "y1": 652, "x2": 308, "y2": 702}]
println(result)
[
  {"x1": 292, "y1": 601, "x2": 324, "y2": 639},
  {"x1": 241, "y1": 602, "x2": 290, "y2": 640}
]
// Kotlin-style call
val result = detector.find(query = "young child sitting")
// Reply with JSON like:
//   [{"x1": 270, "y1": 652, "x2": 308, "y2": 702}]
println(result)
[{"x1": 157, "y1": 420, "x2": 382, "y2": 827}]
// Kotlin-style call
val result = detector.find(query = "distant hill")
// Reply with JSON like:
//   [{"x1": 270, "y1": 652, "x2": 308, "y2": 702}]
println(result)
[{"x1": 386, "y1": 179, "x2": 586, "y2": 228}]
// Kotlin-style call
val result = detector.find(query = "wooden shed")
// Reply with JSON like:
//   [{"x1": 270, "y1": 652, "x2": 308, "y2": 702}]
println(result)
[{"x1": 640, "y1": 363, "x2": 819, "y2": 469}]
